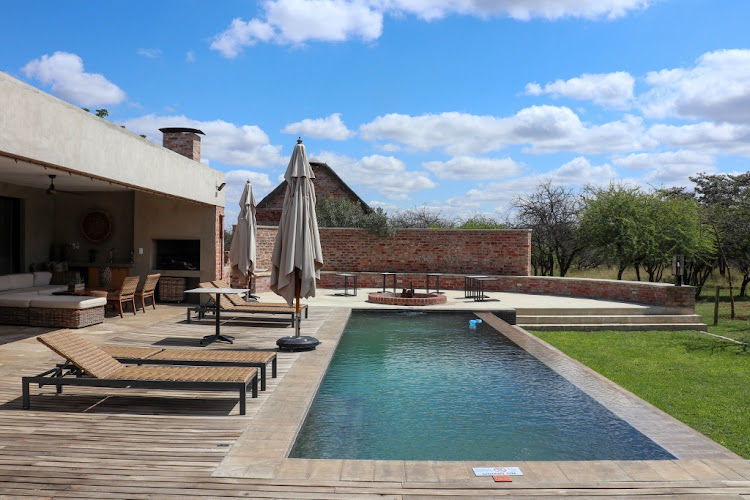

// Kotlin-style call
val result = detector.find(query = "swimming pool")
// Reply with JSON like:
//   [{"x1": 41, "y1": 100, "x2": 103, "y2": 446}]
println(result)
[{"x1": 290, "y1": 311, "x2": 675, "y2": 461}]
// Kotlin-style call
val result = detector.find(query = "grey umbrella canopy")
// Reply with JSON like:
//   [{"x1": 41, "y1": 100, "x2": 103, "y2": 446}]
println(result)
[
  {"x1": 270, "y1": 138, "x2": 323, "y2": 349},
  {"x1": 228, "y1": 180, "x2": 257, "y2": 284}
]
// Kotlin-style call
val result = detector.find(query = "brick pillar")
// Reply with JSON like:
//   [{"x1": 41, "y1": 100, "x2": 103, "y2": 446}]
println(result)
[{"x1": 159, "y1": 127, "x2": 204, "y2": 162}]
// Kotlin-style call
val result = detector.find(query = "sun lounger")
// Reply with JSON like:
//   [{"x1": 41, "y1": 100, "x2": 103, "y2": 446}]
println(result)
[
  {"x1": 100, "y1": 345, "x2": 276, "y2": 391},
  {"x1": 186, "y1": 281, "x2": 308, "y2": 327},
  {"x1": 23, "y1": 330, "x2": 258, "y2": 414}
]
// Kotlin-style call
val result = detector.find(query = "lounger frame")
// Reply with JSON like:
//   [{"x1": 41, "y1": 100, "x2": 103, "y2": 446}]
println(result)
[
  {"x1": 186, "y1": 303, "x2": 308, "y2": 327},
  {"x1": 104, "y1": 349, "x2": 277, "y2": 391},
  {"x1": 22, "y1": 361, "x2": 258, "y2": 414}
]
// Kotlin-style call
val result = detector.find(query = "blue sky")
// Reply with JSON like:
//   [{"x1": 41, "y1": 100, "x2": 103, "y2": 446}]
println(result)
[{"x1": 2, "y1": 1, "x2": 750, "y2": 223}]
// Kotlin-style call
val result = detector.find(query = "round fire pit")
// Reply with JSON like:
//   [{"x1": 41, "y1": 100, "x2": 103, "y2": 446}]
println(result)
[{"x1": 367, "y1": 291, "x2": 447, "y2": 306}]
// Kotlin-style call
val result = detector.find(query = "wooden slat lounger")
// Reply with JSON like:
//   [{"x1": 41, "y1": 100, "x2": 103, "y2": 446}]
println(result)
[
  {"x1": 23, "y1": 330, "x2": 258, "y2": 414},
  {"x1": 186, "y1": 281, "x2": 308, "y2": 327},
  {"x1": 100, "y1": 346, "x2": 277, "y2": 391}
]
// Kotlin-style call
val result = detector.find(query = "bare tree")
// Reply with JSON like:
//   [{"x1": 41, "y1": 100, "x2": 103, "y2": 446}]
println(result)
[
  {"x1": 389, "y1": 205, "x2": 455, "y2": 229},
  {"x1": 511, "y1": 181, "x2": 584, "y2": 277}
]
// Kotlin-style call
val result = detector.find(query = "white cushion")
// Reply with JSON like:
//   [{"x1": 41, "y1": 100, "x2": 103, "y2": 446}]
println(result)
[
  {"x1": 0, "y1": 296, "x2": 33, "y2": 307},
  {"x1": 0, "y1": 273, "x2": 34, "y2": 292},
  {"x1": 35, "y1": 285, "x2": 69, "y2": 295},
  {"x1": 29, "y1": 296, "x2": 107, "y2": 310},
  {"x1": 33, "y1": 271, "x2": 52, "y2": 286}
]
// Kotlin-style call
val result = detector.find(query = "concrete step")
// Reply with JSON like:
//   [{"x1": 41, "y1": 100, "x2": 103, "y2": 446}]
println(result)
[
  {"x1": 517, "y1": 314, "x2": 704, "y2": 325},
  {"x1": 514, "y1": 306, "x2": 689, "y2": 316},
  {"x1": 521, "y1": 322, "x2": 708, "y2": 332}
]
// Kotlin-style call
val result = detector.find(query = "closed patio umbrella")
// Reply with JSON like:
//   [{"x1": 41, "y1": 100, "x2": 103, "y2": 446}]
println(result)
[
  {"x1": 270, "y1": 138, "x2": 323, "y2": 351},
  {"x1": 229, "y1": 180, "x2": 257, "y2": 297}
]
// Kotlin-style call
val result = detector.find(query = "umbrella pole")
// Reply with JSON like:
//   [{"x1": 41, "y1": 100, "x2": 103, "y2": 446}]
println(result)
[{"x1": 295, "y1": 270, "x2": 301, "y2": 338}]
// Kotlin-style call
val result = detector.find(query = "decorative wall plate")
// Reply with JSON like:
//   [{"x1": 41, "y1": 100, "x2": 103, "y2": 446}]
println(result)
[{"x1": 81, "y1": 209, "x2": 113, "y2": 242}]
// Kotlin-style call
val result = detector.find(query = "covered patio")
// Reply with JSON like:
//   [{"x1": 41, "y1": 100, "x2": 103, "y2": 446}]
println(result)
[{"x1": 0, "y1": 72, "x2": 226, "y2": 300}]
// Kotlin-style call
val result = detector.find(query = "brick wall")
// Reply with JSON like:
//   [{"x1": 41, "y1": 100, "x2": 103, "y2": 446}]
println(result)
[
  {"x1": 256, "y1": 226, "x2": 531, "y2": 275},
  {"x1": 253, "y1": 225, "x2": 694, "y2": 309}
]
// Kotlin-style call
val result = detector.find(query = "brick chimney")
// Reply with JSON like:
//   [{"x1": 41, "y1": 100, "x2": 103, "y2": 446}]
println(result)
[{"x1": 159, "y1": 127, "x2": 204, "y2": 162}]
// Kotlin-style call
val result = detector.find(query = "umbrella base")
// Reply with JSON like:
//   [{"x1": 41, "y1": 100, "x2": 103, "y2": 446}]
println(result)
[{"x1": 276, "y1": 336, "x2": 320, "y2": 352}]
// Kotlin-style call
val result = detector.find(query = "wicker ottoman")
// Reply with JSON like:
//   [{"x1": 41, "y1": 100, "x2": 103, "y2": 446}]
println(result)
[
  {"x1": 0, "y1": 295, "x2": 33, "y2": 325},
  {"x1": 28, "y1": 296, "x2": 106, "y2": 329},
  {"x1": 159, "y1": 277, "x2": 185, "y2": 303}
]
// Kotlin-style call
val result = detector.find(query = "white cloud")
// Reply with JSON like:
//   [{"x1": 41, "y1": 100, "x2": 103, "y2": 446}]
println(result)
[
  {"x1": 639, "y1": 49, "x2": 750, "y2": 123},
  {"x1": 137, "y1": 48, "x2": 162, "y2": 58},
  {"x1": 121, "y1": 114, "x2": 285, "y2": 167},
  {"x1": 549, "y1": 156, "x2": 618, "y2": 185},
  {"x1": 423, "y1": 156, "x2": 522, "y2": 179},
  {"x1": 452, "y1": 156, "x2": 618, "y2": 215},
  {"x1": 524, "y1": 71, "x2": 634, "y2": 108},
  {"x1": 649, "y1": 122, "x2": 750, "y2": 156},
  {"x1": 210, "y1": 18, "x2": 277, "y2": 58},
  {"x1": 282, "y1": 113, "x2": 355, "y2": 140},
  {"x1": 21, "y1": 52, "x2": 126, "y2": 107},
  {"x1": 186, "y1": 51, "x2": 196, "y2": 63},
  {"x1": 613, "y1": 150, "x2": 714, "y2": 172},
  {"x1": 378, "y1": 0, "x2": 651, "y2": 21},
  {"x1": 360, "y1": 106, "x2": 653, "y2": 155},
  {"x1": 211, "y1": 1, "x2": 382, "y2": 57},
  {"x1": 314, "y1": 150, "x2": 437, "y2": 200},
  {"x1": 210, "y1": 0, "x2": 648, "y2": 56}
]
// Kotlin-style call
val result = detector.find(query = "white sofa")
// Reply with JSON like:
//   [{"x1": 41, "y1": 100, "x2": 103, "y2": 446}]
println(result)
[{"x1": 0, "y1": 273, "x2": 107, "y2": 328}]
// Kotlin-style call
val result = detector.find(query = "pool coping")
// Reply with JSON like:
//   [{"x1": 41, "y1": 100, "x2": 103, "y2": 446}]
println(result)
[{"x1": 213, "y1": 307, "x2": 742, "y2": 482}]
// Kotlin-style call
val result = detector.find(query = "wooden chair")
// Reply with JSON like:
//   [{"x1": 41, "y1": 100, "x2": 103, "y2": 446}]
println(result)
[
  {"x1": 106, "y1": 276, "x2": 140, "y2": 317},
  {"x1": 135, "y1": 273, "x2": 160, "y2": 312}
]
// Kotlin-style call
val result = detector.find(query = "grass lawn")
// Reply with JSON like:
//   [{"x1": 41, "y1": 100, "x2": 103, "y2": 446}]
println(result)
[{"x1": 532, "y1": 329, "x2": 749, "y2": 458}]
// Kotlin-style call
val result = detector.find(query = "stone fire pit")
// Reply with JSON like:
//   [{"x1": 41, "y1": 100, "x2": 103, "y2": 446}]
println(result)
[{"x1": 367, "y1": 291, "x2": 447, "y2": 306}]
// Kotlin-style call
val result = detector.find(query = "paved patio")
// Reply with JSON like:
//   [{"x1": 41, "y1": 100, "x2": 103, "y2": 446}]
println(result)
[{"x1": 0, "y1": 288, "x2": 748, "y2": 498}]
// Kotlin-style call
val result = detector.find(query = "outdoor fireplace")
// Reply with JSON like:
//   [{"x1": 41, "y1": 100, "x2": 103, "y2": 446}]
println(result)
[{"x1": 154, "y1": 239, "x2": 200, "y2": 270}]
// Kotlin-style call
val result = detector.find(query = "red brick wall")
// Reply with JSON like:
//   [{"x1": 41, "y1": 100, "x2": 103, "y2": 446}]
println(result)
[
  {"x1": 254, "y1": 225, "x2": 694, "y2": 308},
  {"x1": 256, "y1": 226, "x2": 531, "y2": 275},
  {"x1": 256, "y1": 163, "x2": 363, "y2": 225}
]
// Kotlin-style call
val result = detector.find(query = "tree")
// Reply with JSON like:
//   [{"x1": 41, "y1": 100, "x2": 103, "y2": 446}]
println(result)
[
  {"x1": 316, "y1": 197, "x2": 395, "y2": 237},
  {"x1": 579, "y1": 183, "x2": 647, "y2": 280},
  {"x1": 638, "y1": 191, "x2": 704, "y2": 283},
  {"x1": 224, "y1": 228, "x2": 233, "y2": 249},
  {"x1": 512, "y1": 181, "x2": 584, "y2": 277},
  {"x1": 690, "y1": 172, "x2": 750, "y2": 314},
  {"x1": 457, "y1": 214, "x2": 506, "y2": 229},
  {"x1": 95, "y1": 109, "x2": 109, "y2": 118},
  {"x1": 389, "y1": 205, "x2": 455, "y2": 229}
]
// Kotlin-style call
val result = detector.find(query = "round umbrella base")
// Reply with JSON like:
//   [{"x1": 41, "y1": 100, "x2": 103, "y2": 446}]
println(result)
[{"x1": 277, "y1": 336, "x2": 320, "y2": 352}]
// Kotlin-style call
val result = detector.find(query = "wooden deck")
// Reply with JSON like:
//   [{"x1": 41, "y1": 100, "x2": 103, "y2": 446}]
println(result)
[{"x1": 0, "y1": 302, "x2": 748, "y2": 498}]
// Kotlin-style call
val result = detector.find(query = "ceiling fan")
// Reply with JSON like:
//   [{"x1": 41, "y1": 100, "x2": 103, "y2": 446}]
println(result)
[{"x1": 46, "y1": 174, "x2": 82, "y2": 196}]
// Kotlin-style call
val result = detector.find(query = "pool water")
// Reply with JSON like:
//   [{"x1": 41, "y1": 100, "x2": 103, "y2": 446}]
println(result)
[{"x1": 290, "y1": 311, "x2": 675, "y2": 461}]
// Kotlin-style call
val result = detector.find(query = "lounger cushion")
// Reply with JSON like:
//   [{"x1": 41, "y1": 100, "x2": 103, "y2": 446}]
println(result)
[
  {"x1": 0, "y1": 273, "x2": 34, "y2": 291},
  {"x1": 0, "y1": 296, "x2": 33, "y2": 307},
  {"x1": 29, "y1": 296, "x2": 107, "y2": 310}
]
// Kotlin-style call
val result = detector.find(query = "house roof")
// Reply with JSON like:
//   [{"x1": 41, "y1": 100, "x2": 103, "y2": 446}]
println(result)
[{"x1": 257, "y1": 162, "x2": 372, "y2": 212}]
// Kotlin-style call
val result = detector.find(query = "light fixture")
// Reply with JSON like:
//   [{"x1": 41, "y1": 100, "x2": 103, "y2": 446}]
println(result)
[
  {"x1": 47, "y1": 175, "x2": 57, "y2": 195},
  {"x1": 216, "y1": 182, "x2": 226, "y2": 191}
]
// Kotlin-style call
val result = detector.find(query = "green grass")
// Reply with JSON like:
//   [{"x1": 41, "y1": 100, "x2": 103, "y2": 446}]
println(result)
[
  {"x1": 532, "y1": 267, "x2": 750, "y2": 457},
  {"x1": 533, "y1": 330, "x2": 750, "y2": 458}
]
